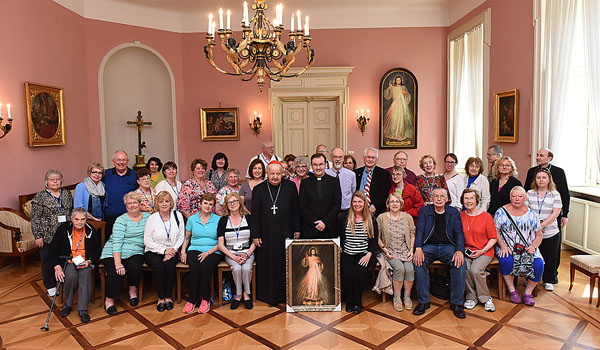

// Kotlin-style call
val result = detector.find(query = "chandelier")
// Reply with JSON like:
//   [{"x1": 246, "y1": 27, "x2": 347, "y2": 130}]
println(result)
[{"x1": 204, "y1": 0, "x2": 315, "y2": 92}]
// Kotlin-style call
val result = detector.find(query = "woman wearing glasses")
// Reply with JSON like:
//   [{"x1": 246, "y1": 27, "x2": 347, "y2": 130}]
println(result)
[
  {"x1": 443, "y1": 153, "x2": 465, "y2": 210},
  {"x1": 488, "y1": 156, "x2": 522, "y2": 216},
  {"x1": 74, "y1": 162, "x2": 107, "y2": 221}
]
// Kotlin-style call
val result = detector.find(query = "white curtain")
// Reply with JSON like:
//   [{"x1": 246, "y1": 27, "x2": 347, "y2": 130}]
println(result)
[
  {"x1": 449, "y1": 24, "x2": 483, "y2": 167},
  {"x1": 581, "y1": 0, "x2": 600, "y2": 175},
  {"x1": 536, "y1": 0, "x2": 578, "y2": 151}
]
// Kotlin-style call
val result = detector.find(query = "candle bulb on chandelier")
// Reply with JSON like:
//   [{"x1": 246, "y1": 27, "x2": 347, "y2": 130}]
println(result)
[
  {"x1": 243, "y1": 1, "x2": 249, "y2": 26},
  {"x1": 227, "y1": 9, "x2": 231, "y2": 29},
  {"x1": 367, "y1": 109, "x2": 370, "y2": 119},
  {"x1": 7, "y1": 104, "x2": 11, "y2": 120},
  {"x1": 219, "y1": 8, "x2": 223, "y2": 30},
  {"x1": 291, "y1": 15, "x2": 294, "y2": 32},
  {"x1": 361, "y1": 109, "x2": 364, "y2": 117},
  {"x1": 296, "y1": 10, "x2": 301, "y2": 31},
  {"x1": 208, "y1": 13, "x2": 213, "y2": 35},
  {"x1": 304, "y1": 16, "x2": 309, "y2": 36},
  {"x1": 212, "y1": 21, "x2": 216, "y2": 37},
  {"x1": 0, "y1": 102, "x2": 3, "y2": 119},
  {"x1": 356, "y1": 110, "x2": 359, "y2": 118}
]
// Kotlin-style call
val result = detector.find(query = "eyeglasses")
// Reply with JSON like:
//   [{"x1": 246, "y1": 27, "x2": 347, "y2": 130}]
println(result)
[
  {"x1": 296, "y1": 165, "x2": 307, "y2": 169},
  {"x1": 90, "y1": 171, "x2": 103, "y2": 175},
  {"x1": 227, "y1": 200, "x2": 239, "y2": 205},
  {"x1": 445, "y1": 161, "x2": 457, "y2": 164},
  {"x1": 499, "y1": 164, "x2": 512, "y2": 168},
  {"x1": 394, "y1": 157, "x2": 408, "y2": 161},
  {"x1": 365, "y1": 156, "x2": 377, "y2": 160}
]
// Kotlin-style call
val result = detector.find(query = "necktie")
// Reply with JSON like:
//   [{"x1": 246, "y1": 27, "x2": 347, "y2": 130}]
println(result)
[
  {"x1": 336, "y1": 171, "x2": 340, "y2": 178},
  {"x1": 364, "y1": 170, "x2": 373, "y2": 205}
]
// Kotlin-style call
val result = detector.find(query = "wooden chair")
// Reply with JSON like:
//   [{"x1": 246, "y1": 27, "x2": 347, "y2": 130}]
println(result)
[
  {"x1": 0, "y1": 207, "x2": 38, "y2": 273},
  {"x1": 569, "y1": 254, "x2": 600, "y2": 307}
]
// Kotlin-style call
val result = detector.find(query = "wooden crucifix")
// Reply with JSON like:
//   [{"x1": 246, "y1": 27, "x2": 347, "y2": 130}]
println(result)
[{"x1": 127, "y1": 111, "x2": 152, "y2": 167}]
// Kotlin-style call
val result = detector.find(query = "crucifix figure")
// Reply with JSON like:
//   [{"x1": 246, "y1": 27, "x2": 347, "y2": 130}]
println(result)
[
  {"x1": 127, "y1": 111, "x2": 152, "y2": 167},
  {"x1": 271, "y1": 204, "x2": 278, "y2": 215}
]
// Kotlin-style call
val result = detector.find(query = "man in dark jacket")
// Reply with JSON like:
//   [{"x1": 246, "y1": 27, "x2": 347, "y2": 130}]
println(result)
[
  {"x1": 355, "y1": 147, "x2": 391, "y2": 216},
  {"x1": 413, "y1": 188, "x2": 466, "y2": 318},
  {"x1": 299, "y1": 153, "x2": 341, "y2": 238}
]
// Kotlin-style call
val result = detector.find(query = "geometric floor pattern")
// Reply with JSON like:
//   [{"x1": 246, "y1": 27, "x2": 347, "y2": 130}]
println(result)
[{"x1": 0, "y1": 250, "x2": 599, "y2": 349}]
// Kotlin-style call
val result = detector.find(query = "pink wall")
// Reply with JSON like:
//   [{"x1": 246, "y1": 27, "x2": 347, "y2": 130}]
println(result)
[{"x1": 450, "y1": 0, "x2": 534, "y2": 181}]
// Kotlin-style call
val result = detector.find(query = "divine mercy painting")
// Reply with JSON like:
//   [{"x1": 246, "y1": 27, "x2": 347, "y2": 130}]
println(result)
[{"x1": 379, "y1": 68, "x2": 418, "y2": 149}]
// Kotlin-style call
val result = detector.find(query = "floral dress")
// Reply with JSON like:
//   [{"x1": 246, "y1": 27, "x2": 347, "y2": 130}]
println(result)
[{"x1": 177, "y1": 178, "x2": 216, "y2": 215}]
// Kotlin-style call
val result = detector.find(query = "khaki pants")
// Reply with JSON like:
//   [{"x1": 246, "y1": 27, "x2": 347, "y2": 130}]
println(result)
[{"x1": 465, "y1": 255, "x2": 492, "y2": 303}]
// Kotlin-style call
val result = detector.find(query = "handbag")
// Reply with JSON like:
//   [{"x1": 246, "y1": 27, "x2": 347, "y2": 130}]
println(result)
[{"x1": 500, "y1": 208, "x2": 536, "y2": 280}]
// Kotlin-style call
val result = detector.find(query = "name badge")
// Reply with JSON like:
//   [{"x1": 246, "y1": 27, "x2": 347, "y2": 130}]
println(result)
[
  {"x1": 233, "y1": 243, "x2": 243, "y2": 250},
  {"x1": 57, "y1": 215, "x2": 66, "y2": 223},
  {"x1": 72, "y1": 255, "x2": 85, "y2": 265}
]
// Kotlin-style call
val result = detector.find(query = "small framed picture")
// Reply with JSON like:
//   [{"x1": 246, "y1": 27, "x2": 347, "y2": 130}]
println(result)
[
  {"x1": 285, "y1": 238, "x2": 341, "y2": 312},
  {"x1": 494, "y1": 89, "x2": 519, "y2": 143},
  {"x1": 199, "y1": 107, "x2": 239, "y2": 141},
  {"x1": 24, "y1": 82, "x2": 66, "y2": 147}
]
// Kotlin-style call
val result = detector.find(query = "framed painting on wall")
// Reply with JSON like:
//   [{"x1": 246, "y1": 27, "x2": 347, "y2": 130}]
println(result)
[
  {"x1": 379, "y1": 68, "x2": 418, "y2": 149},
  {"x1": 494, "y1": 89, "x2": 519, "y2": 143},
  {"x1": 285, "y1": 238, "x2": 341, "y2": 312},
  {"x1": 24, "y1": 82, "x2": 66, "y2": 147},
  {"x1": 200, "y1": 107, "x2": 239, "y2": 141}
]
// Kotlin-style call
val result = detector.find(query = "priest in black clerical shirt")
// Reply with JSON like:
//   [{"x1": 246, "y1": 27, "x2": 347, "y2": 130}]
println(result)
[
  {"x1": 299, "y1": 153, "x2": 342, "y2": 238},
  {"x1": 250, "y1": 161, "x2": 301, "y2": 306}
]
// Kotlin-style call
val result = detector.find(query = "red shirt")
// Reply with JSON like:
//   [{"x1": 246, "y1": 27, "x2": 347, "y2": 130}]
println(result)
[
  {"x1": 389, "y1": 182, "x2": 424, "y2": 224},
  {"x1": 460, "y1": 211, "x2": 497, "y2": 258}
]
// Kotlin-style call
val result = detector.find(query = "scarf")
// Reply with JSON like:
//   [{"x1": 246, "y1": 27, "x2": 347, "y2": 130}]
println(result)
[{"x1": 84, "y1": 176, "x2": 105, "y2": 197}]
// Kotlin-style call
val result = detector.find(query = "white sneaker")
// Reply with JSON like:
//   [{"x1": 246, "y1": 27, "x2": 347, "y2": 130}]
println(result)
[
  {"x1": 47, "y1": 287, "x2": 57, "y2": 297},
  {"x1": 463, "y1": 299, "x2": 477, "y2": 310},
  {"x1": 483, "y1": 297, "x2": 495, "y2": 312},
  {"x1": 544, "y1": 283, "x2": 555, "y2": 291}
]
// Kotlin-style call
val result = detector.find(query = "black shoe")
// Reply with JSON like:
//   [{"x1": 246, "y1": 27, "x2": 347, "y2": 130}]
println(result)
[
  {"x1": 60, "y1": 305, "x2": 71, "y2": 317},
  {"x1": 230, "y1": 299, "x2": 241, "y2": 310},
  {"x1": 105, "y1": 305, "x2": 117, "y2": 315},
  {"x1": 165, "y1": 301, "x2": 174, "y2": 310},
  {"x1": 345, "y1": 304, "x2": 354, "y2": 313},
  {"x1": 450, "y1": 304, "x2": 466, "y2": 319},
  {"x1": 157, "y1": 302, "x2": 166, "y2": 312},
  {"x1": 244, "y1": 298, "x2": 253, "y2": 310},
  {"x1": 352, "y1": 305, "x2": 362, "y2": 314},
  {"x1": 130, "y1": 297, "x2": 139, "y2": 307},
  {"x1": 79, "y1": 311, "x2": 90, "y2": 323},
  {"x1": 412, "y1": 302, "x2": 430, "y2": 315}
]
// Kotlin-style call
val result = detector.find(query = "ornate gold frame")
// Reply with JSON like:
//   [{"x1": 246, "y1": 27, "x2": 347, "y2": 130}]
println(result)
[
  {"x1": 24, "y1": 82, "x2": 66, "y2": 147},
  {"x1": 200, "y1": 107, "x2": 240, "y2": 141},
  {"x1": 494, "y1": 89, "x2": 519, "y2": 143}
]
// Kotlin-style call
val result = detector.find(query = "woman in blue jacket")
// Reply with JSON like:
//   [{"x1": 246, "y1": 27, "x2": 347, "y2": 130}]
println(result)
[{"x1": 74, "y1": 163, "x2": 107, "y2": 221}]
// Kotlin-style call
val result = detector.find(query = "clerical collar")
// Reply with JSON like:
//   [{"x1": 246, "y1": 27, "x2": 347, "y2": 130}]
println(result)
[{"x1": 317, "y1": 177, "x2": 322, "y2": 181}]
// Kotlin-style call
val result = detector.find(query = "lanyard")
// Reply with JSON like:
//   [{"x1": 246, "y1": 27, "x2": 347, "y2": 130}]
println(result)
[
  {"x1": 73, "y1": 228, "x2": 84, "y2": 252},
  {"x1": 139, "y1": 189, "x2": 155, "y2": 210},
  {"x1": 536, "y1": 191, "x2": 549, "y2": 216},
  {"x1": 425, "y1": 174, "x2": 436, "y2": 199},
  {"x1": 229, "y1": 216, "x2": 243, "y2": 240},
  {"x1": 215, "y1": 171, "x2": 224, "y2": 189},
  {"x1": 167, "y1": 180, "x2": 180, "y2": 199},
  {"x1": 162, "y1": 213, "x2": 172, "y2": 241},
  {"x1": 192, "y1": 177, "x2": 206, "y2": 192},
  {"x1": 47, "y1": 190, "x2": 62, "y2": 211}
]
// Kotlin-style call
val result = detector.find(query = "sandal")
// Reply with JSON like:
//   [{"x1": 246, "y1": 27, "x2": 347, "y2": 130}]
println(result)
[
  {"x1": 508, "y1": 290, "x2": 522, "y2": 304},
  {"x1": 522, "y1": 294, "x2": 535, "y2": 306}
]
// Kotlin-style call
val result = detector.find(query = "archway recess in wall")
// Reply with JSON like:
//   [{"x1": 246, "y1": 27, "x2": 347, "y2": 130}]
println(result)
[{"x1": 98, "y1": 41, "x2": 178, "y2": 167}]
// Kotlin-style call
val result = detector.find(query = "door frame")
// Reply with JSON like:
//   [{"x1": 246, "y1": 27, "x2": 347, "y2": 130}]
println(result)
[{"x1": 269, "y1": 67, "x2": 353, "y2": 156}]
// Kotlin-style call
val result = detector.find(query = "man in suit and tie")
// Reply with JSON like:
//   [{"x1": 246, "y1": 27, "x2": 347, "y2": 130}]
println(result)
[
  {"x1": 355, "y1": 147, "x2": 391, "y2": 216},
  {"x1": 299, "y1": 153, "x2": 342, "y2": 238}
]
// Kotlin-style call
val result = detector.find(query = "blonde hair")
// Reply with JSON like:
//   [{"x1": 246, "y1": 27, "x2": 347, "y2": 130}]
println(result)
[
  {"x1": 531, "y1": 168, "x2": 556, "y2": 191},
  {"x1": 87, "y1": 162, "x2": 105, "y2": 176},
  {"x1": 154, "y1": 190, "x2": 174, "y2": 211},
  {"x1": 222, "y1": 192, "x2": 250, "y2": 216},
  {"x1": 386, "y1": 193, "x2": 404, "y2": 211},
  {"x1": 492, "y1": 156, "x2": 518, "y2": 180},
  {"x1": 347, "y1": 191, "x2": 374, "y2": 238},
  {"x1": 123, "y1": 191, "x2": 142, "y2": 204}
]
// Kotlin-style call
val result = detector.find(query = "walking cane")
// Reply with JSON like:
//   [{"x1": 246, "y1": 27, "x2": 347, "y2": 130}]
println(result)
[{"x1": 41, "y1": 255, "x2": 71, "y2": 331}]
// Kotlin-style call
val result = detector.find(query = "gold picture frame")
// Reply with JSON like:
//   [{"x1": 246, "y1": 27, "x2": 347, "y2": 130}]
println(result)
[
  {"x1": 24, "y1": 82, "x2": 66, "y2": 147},
  {"x1": 200, "y1": 107, "x2": 239, "y2": 141},
  {"x1": 494, "y1": 89, "x2": 519, "y2": 143}
]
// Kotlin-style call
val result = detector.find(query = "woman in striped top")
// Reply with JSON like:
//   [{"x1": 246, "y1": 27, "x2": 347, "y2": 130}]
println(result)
[
  {"x1": 337, "y1": 191, "x2": 379, "y2": 314},
  {"x1": 217, "y1": 192, "x2": 256, "y2": 310}
]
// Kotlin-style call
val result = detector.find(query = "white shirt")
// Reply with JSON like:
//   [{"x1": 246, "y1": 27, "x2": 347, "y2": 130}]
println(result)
[
  {"x1": 245, "y1": 153, "x2": 281, "y2": 178},
  {"x1": 446, "y1": 174, "x2": 466, "y2": 210},
  {"x1": 464, "y1": 174, "x2": 491, "y2": 211},
  {"x1": 154, "y1": 179, "x2": 183, "y2": 204},
  {"x1": 144, "y1": 211, "x2": 185, "y2": 254}
]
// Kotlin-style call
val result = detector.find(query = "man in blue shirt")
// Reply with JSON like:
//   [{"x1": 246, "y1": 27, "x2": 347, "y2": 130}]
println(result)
[
  {"x1": 326, "y1": 147, "x2": 356, "y2": 211},
  {"x1": 103, "y1": 150, "x2": 137, "y2": 239}
]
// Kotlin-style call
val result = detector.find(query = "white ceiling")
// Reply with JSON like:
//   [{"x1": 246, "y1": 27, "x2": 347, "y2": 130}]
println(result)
[{"x1": 54, "y1": 0, "x2": 486, "y2": 33}]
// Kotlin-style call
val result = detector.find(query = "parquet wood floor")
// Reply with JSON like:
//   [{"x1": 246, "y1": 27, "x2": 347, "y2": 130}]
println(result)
[{"x1": 0, "y1": 250, "x2": 598, "y2": 349}]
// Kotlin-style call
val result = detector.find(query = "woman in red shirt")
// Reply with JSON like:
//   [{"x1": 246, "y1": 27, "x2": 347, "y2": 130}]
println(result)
[
  {"x1": 389, "y1": 166, "x2": 424, "y2": 224},
  {"x1": 460, "y1": 188, "x2": 497, "y2": 312}
]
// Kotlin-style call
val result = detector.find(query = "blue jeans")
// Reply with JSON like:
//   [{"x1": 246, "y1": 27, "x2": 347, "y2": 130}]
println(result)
[{"x1": 415, "y1": 244, "x2": 466, "y2": 305}]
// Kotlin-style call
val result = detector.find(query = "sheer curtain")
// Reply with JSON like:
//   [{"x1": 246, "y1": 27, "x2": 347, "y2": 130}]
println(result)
[
  {"x1": 582, "y1": 0, "x2": 600, "y2": 175},
  {"x1": 449, "y1": 24, "x2": 483, "y2": 167}
]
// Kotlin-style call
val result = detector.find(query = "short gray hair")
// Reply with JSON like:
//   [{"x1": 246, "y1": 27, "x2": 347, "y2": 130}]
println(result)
[
  {"x1": 488, "y1": 145, "x2": 503, "y2": 156},
  {"x1": 363, "y1": 147, "x2": 379, "y2": 158},
  {"x1": 71, "y1": 207, "x2": 88, "y2": 218},
  {"x1": 44, "y1": 170, "x2": 63, "y2": 188},
  {"x1": 294, "y1": 156, "x2": 309, "y2": 168},
  {"x1": 510, "y1": 186, "x2": 527, "y2": 197}
]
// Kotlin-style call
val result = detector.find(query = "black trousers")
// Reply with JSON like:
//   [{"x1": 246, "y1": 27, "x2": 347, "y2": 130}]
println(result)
[
  {"x1": 104, "y1": 214, "x2": 120, "y2": 242},
  {"x1": 341, "y1": 252, "x2": 375, "y2": 308},
  {"x1": 187, "y1": 250, "x2": 222, "y2": 304},
  {"x1": 39, "y1": 244, "x2": 57, "y2": 290},
  {"x1": 539, "y1": 233, "x2": 560, "y2": 284},
  {"x1": 102, "y1": 255, "x2": 144, "y2": 300},
  {"x1": 144, "y1": 251, "x2": 178, "y2": 299}
]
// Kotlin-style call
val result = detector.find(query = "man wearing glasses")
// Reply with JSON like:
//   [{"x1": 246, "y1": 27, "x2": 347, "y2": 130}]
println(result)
[
  {"x1": 386, "y1": 150, "x2": 417, "y2": 185},
  {"x1": 245, "y1": 141, "x2": 281, "y2": 178},
  {"x1": 326, "y1": 147, "x2": 356, "y2": 212},
  {"x1": 355, "y1": 147, "x2": 391, "y2": 215},
  {"x1": 486, "y1": 145, "x2": 503, "y2": 183}
]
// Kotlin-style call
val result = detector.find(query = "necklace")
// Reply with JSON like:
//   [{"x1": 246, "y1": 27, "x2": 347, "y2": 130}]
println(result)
[
  {"x1": 465, "y1": 212, "x2": 478, "y2": 232},
  {"x1": 267, "y1": 183, "x2": 282, "y2": 214}
]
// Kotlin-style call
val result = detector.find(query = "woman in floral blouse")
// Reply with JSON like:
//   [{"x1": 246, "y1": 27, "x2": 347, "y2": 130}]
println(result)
[
  {"x1": 177, "y1": 159, "x2": 216, "y2": 218},
  {"x1": 415, "y1": 155, "x2": 449, "y2": 204}
]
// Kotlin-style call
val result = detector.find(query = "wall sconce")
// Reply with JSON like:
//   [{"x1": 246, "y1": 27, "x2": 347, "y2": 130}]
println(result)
[
  {"x1": 0, "y1": 102, "x2": 14, "y2": 139},
  {"x1": 356, "y1": 108, "x2": 370, "y2": 135},
  {"x1": 249, "y1": 111, "x2": 262, "y2": 135}
]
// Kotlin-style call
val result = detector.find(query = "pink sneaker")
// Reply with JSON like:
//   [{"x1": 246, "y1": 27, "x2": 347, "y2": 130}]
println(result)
[
  {"x1": 522, "y1": 294, "x2": 535, "y2": 306},
  {"x1": 198, "y1": 299, "x2": 210, "y2": 314},
  {"x1": 508, "y1": 291, "x2": 522, "y2": 304},
  {"x1": 183, "y1": 302, "x2": 196, "y2": 314}
]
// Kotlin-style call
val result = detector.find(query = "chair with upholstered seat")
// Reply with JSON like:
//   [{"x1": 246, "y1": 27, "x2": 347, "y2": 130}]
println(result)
[
  {"x1": 570, "y1": 254, "x2": 600, "y2": 308},
  {"x1": 0, "y1": 207, "x2": 38, "y2": 273}
]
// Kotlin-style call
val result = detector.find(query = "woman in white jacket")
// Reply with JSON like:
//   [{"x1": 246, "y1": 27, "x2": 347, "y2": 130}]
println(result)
[
  {"x1": 144, "y1": 190, "x2": 185, "y2": 312},
  {"x1": 463, "y1": 157, "x2": 490, "y2": 211}
]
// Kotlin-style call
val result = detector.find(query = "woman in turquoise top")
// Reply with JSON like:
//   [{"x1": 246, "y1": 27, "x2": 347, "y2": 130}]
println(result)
[
  {"x1": 180, "y1": 193, "x2": 223, "y2": 314},
  {"x1": 101, "y1": 192, "x2": 150, "y2": 315}
]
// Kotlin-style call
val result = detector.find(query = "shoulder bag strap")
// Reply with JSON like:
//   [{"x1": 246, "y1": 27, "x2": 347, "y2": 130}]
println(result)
[{"x1": 500, "y1": 207, "x2": 529, "y2": 247}]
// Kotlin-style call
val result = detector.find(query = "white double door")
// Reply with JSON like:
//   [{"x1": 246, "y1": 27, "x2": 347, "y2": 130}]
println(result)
[{"x1": 281, "y1": 100, "x2": 337, "y2": 157}]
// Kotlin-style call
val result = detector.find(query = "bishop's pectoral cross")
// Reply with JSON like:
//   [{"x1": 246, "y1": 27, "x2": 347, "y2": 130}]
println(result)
[
  {"x1": 127, "y1": 111, "x2": 152, "y2": 167},
  {"x1": 271, "y1": 204, "x2": 278, "y2": 215}
]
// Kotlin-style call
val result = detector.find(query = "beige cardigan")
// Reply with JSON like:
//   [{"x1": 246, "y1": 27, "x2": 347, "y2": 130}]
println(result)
[{"x1": 376, "y1": 211, "x2": 416, "y2": 258}]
